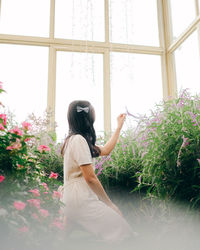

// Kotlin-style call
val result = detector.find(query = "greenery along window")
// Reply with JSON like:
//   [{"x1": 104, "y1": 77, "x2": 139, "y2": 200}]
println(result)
[
  {"x1": 174, "y1": 31, "x2": 200, "y2": 95},
  {"x1": 55, "y1": 51, "x2": 104, "y2": 142},
  {"x1": 55, "y1": 0, "x2": 105, "y2": 41},
  {"x1": 109, "y1": 0, "x2": 159, "y2": 46},
  {"x1": 0, "y1": 0, "x2": 50, "y2": 37},
  {"x1": 0, "y1": 44, "x2": 48, "y2": 122}
]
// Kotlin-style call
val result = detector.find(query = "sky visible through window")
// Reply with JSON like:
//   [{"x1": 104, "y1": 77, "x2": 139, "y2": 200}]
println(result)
[{"x1": 0, "y1": 0, "x2": 199, "y2": 141}]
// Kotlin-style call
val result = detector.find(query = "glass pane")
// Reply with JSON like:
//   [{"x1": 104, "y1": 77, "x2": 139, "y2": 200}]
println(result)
[
  {"x1": 0, "y1": 44, "x2": 48, "y2": 122},
  {"x1": 56, "y1": 52, "x2": 104, "y2": 142},
  {"x1": 170, "y1": 0, "x2": 196, "y2": 40},
  {"x1": 0, "y1": 0, "x2": 50, "y2": 37},
  {"x1": 175, "y1": 31, "x2": 200, "y2": 95},
  {"x1": 55, "y1": 0, "x2": 104, "y2": 41},
  {"x1": 109, "y1": 0, "x2": 159, "y2": 46},
  {"x1": 199, "y1": 0, "x2": 200, "y2": 13},
  {"x1": 110, "y1": 52, "x2": 163, "y2": 130}
]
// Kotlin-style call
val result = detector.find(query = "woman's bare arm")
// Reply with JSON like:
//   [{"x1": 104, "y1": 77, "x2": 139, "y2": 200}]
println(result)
[
  {"x1": 80, "y1": 164, "x2": 112, "y2": 205},
  {"x1": 80, "y1": 164, "x2": 123, "y2": 216},
  {"x1": 99, "y1": 113, "x2": 126, "y2": 156}
]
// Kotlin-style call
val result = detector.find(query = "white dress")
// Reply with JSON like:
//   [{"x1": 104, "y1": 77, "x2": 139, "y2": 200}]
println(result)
[{"x1": 62, "y1": 134, "x2": 134, "y2": 242}]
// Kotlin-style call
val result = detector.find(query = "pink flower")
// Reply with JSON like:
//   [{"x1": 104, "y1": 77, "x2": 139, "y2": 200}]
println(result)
[
  {"x1": 197, "y1": 159, "x2": 200, "y2": 164},
  {"x1": 22, "y1": 121, "x2": 31, "y2": 131},
  {"x1": 39, "y1": 208, "x2": 49, "y2": 217},
  {"x1": 29, "y1": 189, "x2": 40, "y2": 197},
  {"x1": 52, "y1": 191, "x2": 62, "y2": 199},
  {"x1": 38, "y1": 145, "x2": 50, "y2": 153},
  {"x1": 52, "y1": 219, "x2": 64, "y2": 230},
  {"x1": 24, "y1": 137, "x2": 31, "y2": 142},
  {"x1": 6, "y1": 139, "x2": 22, "y2": 151},
  {"x1": 44, "y1": 191, "x2": 48, "y2": 194},
  {"x1": 13, "y1": 201, "x2": 26, "y2": 210},
  {"x1": 0, "y1": 81, "x2": 3, "y2": 89},
  {"x1": 9, "y1": 126, "x2": 23, "y2": 136},
  {"x1": 0, "y1": 124, "x2": 5, "y2": 130},
  {"x1": 18, "y1": 226, "x2": 29, "y2": 233},
  {"x1": 0, "y1": 114, "x2": 6, "y2": 126},
  {"x1": 49, "y1": 171, "x2": 58, "y2": 179},
  {"x1": 27, "y1": 199, "x2": 40, "y2": 209},
  {"x1": 32, "y1": 213, "x2": 39, "y2": 220},
  {"x1": 41, "y1": 182, "x2": 49, "y2": 191},
  {"x1": 0, "y1": 175, "x2": 5, "y2": 183}
]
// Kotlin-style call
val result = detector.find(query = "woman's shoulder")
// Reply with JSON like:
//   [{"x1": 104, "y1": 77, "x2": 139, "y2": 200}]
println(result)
[{"x1": 70, "y1": 134, "x2": 87, "y2": 144}]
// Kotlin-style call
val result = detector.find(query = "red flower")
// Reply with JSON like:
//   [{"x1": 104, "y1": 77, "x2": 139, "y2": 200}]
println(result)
[
  {"x1": 29, "y1": 189, "x2": 40, "y2": 197},
  {"x1": 13, "y1": 201, "x2": 26, "y2": 210},
  {"x1": 0, "y1": 175, "x2": 5, "y2": 183},
  {"x1": 49, "y1": 171, "x2": 58, "y2": 179},
  {"x1": 38, "y1": 145, "x2": 51, "y2": 153},
  {"x1": 0, "y1": 123, "x2": 5, "y2": 131},
  {"x1": 27, "y1": 199, "x2": 40, "y2": 209},
  {"x1": 9, "y1": 126, "x2": 23, "y2": 136},
  {"x1": 22, "y1": 121, "x2": 32, "y2": 130},
  {"x1": 52, "y1": 191, "x2": 62, "y2": 199},
  {"x1": 0, "y1": 114, "x2": 7, "y2": 126},
  {"x1": 39, "y1": 208, "x2": 49, "y2": 217}
]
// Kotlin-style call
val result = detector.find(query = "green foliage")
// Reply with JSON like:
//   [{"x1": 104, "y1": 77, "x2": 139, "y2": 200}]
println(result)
[
  {"x1": 135, "y1": 90, "x2": 200, "y2": 207},
  {"x1": 97, "y1": 130, "x2": 143, "y2": 193},
  {"x1": 0, "y1": 85, "x2": 64, "y2": 249}
]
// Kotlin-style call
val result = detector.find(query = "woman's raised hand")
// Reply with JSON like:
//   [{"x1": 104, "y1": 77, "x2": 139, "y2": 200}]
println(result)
[{"x1": 117, "y1": 113, "x2": 126, "y2": 130}]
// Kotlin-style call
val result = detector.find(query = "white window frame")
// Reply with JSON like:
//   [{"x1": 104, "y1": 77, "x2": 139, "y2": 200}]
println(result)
[{"x1": 0, "y1": 0, "x2": 199, "y2": 133}]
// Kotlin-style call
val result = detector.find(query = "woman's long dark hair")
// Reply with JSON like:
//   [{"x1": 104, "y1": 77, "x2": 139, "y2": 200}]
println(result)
[{"x1": 61, "y1": 100, "x2": 101, "y2": 158}]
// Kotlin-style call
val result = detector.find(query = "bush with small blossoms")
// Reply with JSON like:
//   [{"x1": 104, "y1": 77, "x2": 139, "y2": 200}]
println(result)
[
  {"x1": 132, "y1": 89, "x2": 200, "y2": 208},
  {"x1": 97, "y1": 90, "x2": 200, "y2": 208},
  {"x1": 0, "y1": 83, "x2": 65, "y2": 249},
  {"x1": 96, "y1": 131, "x2": 142, "y2": 196}
]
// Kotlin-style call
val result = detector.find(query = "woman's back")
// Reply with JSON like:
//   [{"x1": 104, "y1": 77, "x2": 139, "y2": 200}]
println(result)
[{"x1": 63, "y1": 134, "x2": 94, "y2": 182}]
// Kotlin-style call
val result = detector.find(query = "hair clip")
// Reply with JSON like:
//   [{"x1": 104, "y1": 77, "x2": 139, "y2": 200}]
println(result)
[{"x1": 76, "y1": 106, "x2": 89, "y2": 113}]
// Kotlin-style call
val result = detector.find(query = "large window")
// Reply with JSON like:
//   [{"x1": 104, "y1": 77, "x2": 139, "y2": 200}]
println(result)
[
  {"x1": 1, "y1": 0, "x2": 200, "y2": 137},
  {"x1": 109, "y1": 0, "x2": 159, "y2": 46},
  {"x1": 55, "y1": 0, "x2": 105, "y2": 41},
  {"x1": 170, "y1": 0, "x2": 196, "y2": 40},
  {"x1": 175, "y1": 32, "x2": 200, "y2": 95},
  {"x1": 110, "y1": 52, "x2": 162, "y2": 130},
  {"x1": 55, "y1": 51, "x2": 104, "y2": 141},
  {"x1": 0, "y1": 44, "x2": 48, "y2": 122},
  {"x1": 0, "y1": 0, "x2": 50, "y2": 37}
]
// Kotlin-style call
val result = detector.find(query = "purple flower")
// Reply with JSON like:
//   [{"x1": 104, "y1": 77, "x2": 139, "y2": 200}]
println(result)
[
  {"x1": 141, "y1": 152, "x2": 147, "y2": 158},
  {"x1": 132, "y1": 147, "x2": 135, "y2": 157},
  {"x1": 177, "y1": 99, "x2": 184, "y2": 107}
]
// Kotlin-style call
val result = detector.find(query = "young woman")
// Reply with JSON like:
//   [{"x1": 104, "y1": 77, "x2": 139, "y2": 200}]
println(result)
[{"x1": 61, "y1": 100, "x2": 134, "y2": 242}]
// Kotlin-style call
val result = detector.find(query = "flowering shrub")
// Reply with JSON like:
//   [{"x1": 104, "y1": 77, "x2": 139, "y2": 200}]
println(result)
[
  {"x1": 97, "y1": 90, "x2": 200, "y2": 208},
  {"x1": 0, "y1": 83, "x2": 64, "y2": 249},
  {"x1": 134, "y1": 90, "x2": 200, "y2": 208},
  {"x1": 96, "y1": 131, "x2": 143, "y2": 194}
]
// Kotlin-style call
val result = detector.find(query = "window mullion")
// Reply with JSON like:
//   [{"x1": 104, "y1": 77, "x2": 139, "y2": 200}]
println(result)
[
  {"x1": 49, "y1": 0, "x2": 55, "y2": 39},
  {"x1": 103, "y1": 49, "x2": 111, "y2": 134},
  {"x1": 47, "y1": 46, "x2": 56, "y2": 131},
  {"x1": 159, "y1": 0, "x2": 177, "y2": 99}
]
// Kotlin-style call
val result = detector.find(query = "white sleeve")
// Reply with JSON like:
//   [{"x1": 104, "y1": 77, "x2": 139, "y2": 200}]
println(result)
[{"x1": 71, "y1": 135, "x2": 93, "y2": 166}]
